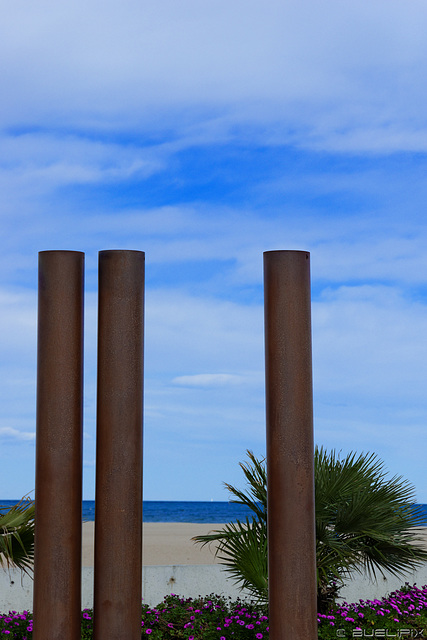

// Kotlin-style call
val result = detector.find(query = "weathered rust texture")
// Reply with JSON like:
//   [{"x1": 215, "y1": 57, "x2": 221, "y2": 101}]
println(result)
[
  {"x1": 94, "y1": 250, "x2": 145, "y2": 640},
  {"x1": 264, "y1": 250, "x2": 317, "y2": 640},
  {"x1": 33, "y1": 251, "x2": 84, "y2": 640}
]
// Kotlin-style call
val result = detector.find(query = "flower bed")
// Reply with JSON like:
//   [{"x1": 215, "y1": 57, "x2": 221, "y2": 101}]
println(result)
[
  {"x1": 2, "y1": 584, "x2": 427, "y2": 638},
  {"x1": 0, "y1": 595, "x2": 269, "y2": 639},
  {"x1": 318, "y1": 583, "x2": 427, "y2": 639}
]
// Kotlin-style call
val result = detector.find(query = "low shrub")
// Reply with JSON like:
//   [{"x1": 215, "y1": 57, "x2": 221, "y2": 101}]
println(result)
[
  {"x1": 1, "y1": 594, "x2": 269, "y2": 639},
  {"x1": 0, "y1": 610, "x2": 32, "y2": 638},
  {"x1": 3, "y1": 584, "x2": 427, "y2": 638},
  {"x1": 318, "y1": 583, "x2": 427, "y2": 639}
]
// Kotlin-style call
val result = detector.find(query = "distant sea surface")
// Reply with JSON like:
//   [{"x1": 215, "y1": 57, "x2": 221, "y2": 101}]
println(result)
[
  {"x1": 2, "y1": 500, "x2": 427, "y2": 524},
  {"x1": 0, "y1": 500, "x2": 261, "y2": 523}
]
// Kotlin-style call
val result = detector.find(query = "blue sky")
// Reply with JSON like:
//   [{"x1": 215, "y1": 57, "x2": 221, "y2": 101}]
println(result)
[{"x1": 2, "y1": 0, "x2": 427, "y2": 502}]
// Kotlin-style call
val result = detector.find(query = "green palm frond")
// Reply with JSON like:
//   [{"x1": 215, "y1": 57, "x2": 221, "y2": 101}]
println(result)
[
  {"x1": 0, "y1": 497, "x2": 35, "y2": 575},
  {"x1": 194, "y1": 447, "x2": 427, "y2": 611},
  {"x1": 315, "y1": 447, "x2": 427, "y2": 583},
  {"x1": 194, "y1": 516, "x2": 268, "y2": 603},
  {"x1": 224, "y1": 451, "x2": 267, "y2": 524},
  {"x1": 193, "y1": 450, "x2": 268, "y2": 602}
]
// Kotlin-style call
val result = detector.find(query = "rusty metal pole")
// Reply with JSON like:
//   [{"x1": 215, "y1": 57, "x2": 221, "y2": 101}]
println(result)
[
  {"x1": 94, "y1": 250, "x2": 145, "y2": 640},
  {"x1": 264, "y1": 250, "x2": 317, "y2": 640},
  {"x1": 33, "y1": 251, "x2": 84, "y2": 640}
]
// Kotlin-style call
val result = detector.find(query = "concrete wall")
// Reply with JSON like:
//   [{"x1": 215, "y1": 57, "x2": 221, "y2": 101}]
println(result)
[
  {"x1": 0, "y1": 565, "x2": 252, "y2": 613},
  {"x1": 337, "y1": 563, "x2": 427, "y2": 605},
  {"x1": 2, "y1": 563, "x2": 427, "y2": 613}
]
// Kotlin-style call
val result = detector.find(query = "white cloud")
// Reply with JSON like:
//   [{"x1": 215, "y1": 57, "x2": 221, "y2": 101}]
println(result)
[
  {"x1": 1, "y1": 1, "x2": 427, "y2": 151},
  {"x1": 313, "y1": 284, "x2": 427, "y2": 402},
  {"x1": 172, "y1": 373, "x2": 245, "y2": 387},
  {"x1": 145, "y1": 289, "x2": 264, "y2": 375},
  {"x1": 0, "y1": 427, "x2": 35, "y2": 442},
  {"x1": 1, "y1": 0, "x2": 427, "y2": 501},
  {"x1": 0, "y1": 132, "x2": 165, "y2": 201},
  {"x1": 0, "y1": 289, "x2": 37, "y2": 358}
]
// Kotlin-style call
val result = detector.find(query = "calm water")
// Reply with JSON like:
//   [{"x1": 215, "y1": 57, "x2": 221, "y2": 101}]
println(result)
[
  {"x1": 0, "y1": 500, "x2": 262, "y2": 523},
  {"x1": 2, "y1": 500, "x2": 427, "y2": 524}
]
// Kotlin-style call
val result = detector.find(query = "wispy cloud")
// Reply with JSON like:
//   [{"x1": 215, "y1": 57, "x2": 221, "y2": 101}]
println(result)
[
  {"x1": 172, "y1": 373, "x2": 245, "y2": 387},
  {"x1": 0, "y1": 427, "x2": 35, "y2": 442},
  {"x1": 1, "y1": 0, "x2": 427, "y2": 501},
  {"x1": 1, "y1": 1, "x2": 427, "y2": 151}
]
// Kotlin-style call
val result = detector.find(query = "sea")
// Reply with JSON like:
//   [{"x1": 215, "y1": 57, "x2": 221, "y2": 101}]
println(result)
[
  {"x1": 1, "y1": 500, "x2": 427, "y2": 524},
  {"x1": 0, "y1": 500, "x2": 261, "y2": 523}
]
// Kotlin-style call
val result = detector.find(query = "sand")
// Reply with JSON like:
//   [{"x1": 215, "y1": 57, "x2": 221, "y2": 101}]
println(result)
[
  {"x1": 82, "y1": 521, "x2": 225, "y2": 567},
  {"x1": 81, "y1": 523, "x2": 427, "y2": 567}
]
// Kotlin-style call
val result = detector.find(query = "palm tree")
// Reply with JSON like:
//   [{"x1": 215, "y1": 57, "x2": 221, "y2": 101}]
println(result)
[
  {"x1": 0, "y1": 497, "x2": 35, "y2": 575},
  {"x1": 193, "y1": 448, "x2": 427, "y2": 612}
]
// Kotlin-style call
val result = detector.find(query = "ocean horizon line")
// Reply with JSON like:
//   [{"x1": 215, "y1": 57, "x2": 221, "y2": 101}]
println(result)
[
  {"x1": 0, "y1": 499, "x2": 263, "y2": 524},
  {"x1": 2, "y1": 500, "x2": 427, "y2": 525}
]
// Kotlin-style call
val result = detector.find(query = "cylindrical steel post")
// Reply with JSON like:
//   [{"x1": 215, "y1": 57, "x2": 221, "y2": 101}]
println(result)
[
  {"x1": 33, "y1": 251, "x2": 84, "y2": 640},
  {"x1": 264, "y1": 250, "x2": 317, "y2": 640},
  {"x1": 94, "y1": 250, "x2": 145, "y2": 640}
]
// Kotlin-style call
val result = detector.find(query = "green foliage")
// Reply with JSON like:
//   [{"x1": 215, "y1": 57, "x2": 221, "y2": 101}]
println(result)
[
  {"x1": 193, "y1": 448, "x2": 427, "y2": 612},
  {"x1": 315, "y1": 447, "x2": 427, "y2": 605},
  {"x1": 193, "y1": 451, "x2": 269, "y2": 604},
  {"x1": 0, "y1": 497, "x2": 35, "y2": 574},
  {"x1": 317, "y1": 582, "x2": 427, "y2": 639},
  {"x1": 202, "y1": 516, "x2": 268, "y2": 603},
  {"x1": 5, "y1": 585, "x2": 427, "y2": 638},
  {"x1": 73, "y1": 594, "x2": 269, "y2": 639}
]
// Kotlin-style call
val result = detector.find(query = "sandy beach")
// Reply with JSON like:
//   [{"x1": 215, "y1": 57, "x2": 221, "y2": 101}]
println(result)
[
  {"x1": 81, "y1": 523, "x2": 427, "y2": 567},
  {"x1": 82, "y1": 522, "x2": 225, "y2": 566}
]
